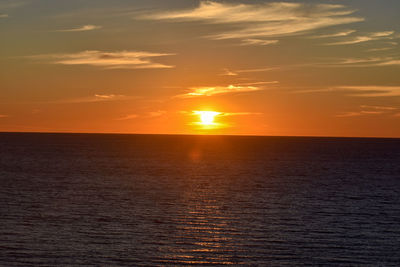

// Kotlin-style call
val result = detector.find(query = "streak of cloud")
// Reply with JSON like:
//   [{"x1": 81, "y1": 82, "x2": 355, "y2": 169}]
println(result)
[
  {"x1": 310, "y1": 29, "x2": 356, "y2": 38},
  {"x1": 236, "y1": 81, "x2": 279, "y2": 86},
  {"x1": 376, "y1": 59, "x2": 400, "y2": 66},
  {"x1": 116, "y1": 114, "x2": 139, "y2": 120},
  {"x1": 30, "y1": 50, "x2": 175, "y2": 69},
  {"x1": 176, "y1": 84, "x2": 264, "y2": 98},
  {"x1": 57, "y1": 94, "x2": 131, "y2": 104},
  {"x1": 336, "y1": 105, "x2": 398, "y2": 117},
  {"x1": 360, "y1": 105, "x2": 397, "y2": 111},
  {"x1": 239, "y1": 39, "x2": 279, "y2": 46},
  {"x1": 311, "y1": 56, "x2": 400, "y2": 68},
  {"x1": 144, "y1": 1, "x2": 363, "y2": 41},
  {"x1": 366, "y1": 47, "x2": 395, "y2": 52},
  {"x1": 55, "y1": 25, "x2": 102, "y2": 32},
  {"x1": 117, "y1": 110, "x2": 166, "y2": 120},
  {"x1": 335, "y1": 111, "x2": 384, "y2": 117},
  {"x1": 236, "y1": 67, "x2": 280, "y2": 73},
  {"x1": 220, "y1": 68, "x2": 238, "y2": 76},
  {"x1": 325, "y1": 31, "x2": 394, "y2": 45},
  {"x1": 220, "y1": 67, "x2": 280, "y2": 76},
  {"x1": 334, "y1": 86, "x2": 400, "y2": 97}
]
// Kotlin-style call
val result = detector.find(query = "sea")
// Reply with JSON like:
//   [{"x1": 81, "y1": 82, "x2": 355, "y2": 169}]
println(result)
[{"x1": 0, "y1": 132, "x2": 399, "y2": 266}]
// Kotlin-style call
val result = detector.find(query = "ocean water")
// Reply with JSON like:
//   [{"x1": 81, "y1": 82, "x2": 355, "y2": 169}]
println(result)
[{"x1": 0, "y1": 133, "x2": 399, "y2": 266}]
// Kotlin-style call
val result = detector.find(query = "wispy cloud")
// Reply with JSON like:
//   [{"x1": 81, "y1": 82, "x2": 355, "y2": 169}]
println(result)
[
  {"x1": 336, "y1": 111, "x2": 383, "y2": 117},
  {"x1": 58, "y1": 94, "x2": 130, "y2": 104},
  {"x1": 315, "y1": 56, "x2": 400, "y2": 68},
  {"x1": 236, "y1": 81, "x2": 279, "y2": 86},
  {"x1": 223, "y1": 56, "x2": 400, "y2": 74},
  {"x1": 116, "y1": 114, "x2": 139, "y2": 120},
  {"x1": 366, "y1": 47, "x2": 396, "y2": 52},
  {"x1": 176, "y1": 82, "x2": 276, "y2": 98},
  {"x1": 0, "y1": 13, "x2": 8, "y2": 18},
  {"x1": 220, "y1": 66, "x2": 279, "y2": 76},
  {"x1": 31, "y1": 50, "x2": 175, "y2": 69},
  {"x1": 94, "y1": 94, "x2": 123, "y2": 100},
  {"x1": 0, "y1": 114, "x2": 9, "y2": 118},
  {"x1": 310, "y1": 29, "x2": 356, "y2": 38},
  {"x1": 223, "y1": 55, "x2": 400, "y2": 72},
  {"x1": 375, "y1": 59, "x2": 400, "y2": 66},
  {"x1": 239, "y1": 39, "x2": 279, "y2": 46},
  {"x1": 329, "y1": 57, "x2": 389, "y2": 66},
  {"x1": 333, "y1": 86, "x2": 400, "y2": 97},
  {"x1": 336, "y1": 105, "x2": 398, "y2": 117},
  {"x1": 55, "y1": 25, "x2": 102, "y2": 32},
  {"x1": 117, "y1": 110, "x2": 166, "y2": 120},
  {"x1": 360, "y1": 105, "x2": 397, "y2": 111},
  {"x1": 325, "y1": 31, "x2": 394, "y2": 45},
  {"x1": 236, "y1": 66, "x2": 280, "y2": 73},
  {"x1": 145, "y1": 1, "x2": 363, "y2": 41},
  {"x1": 220, "y1": 68, "x2": 238, "y2": 76},
  {"x1": 212, "y1": 16, "x2": 363, "y2": 41}
]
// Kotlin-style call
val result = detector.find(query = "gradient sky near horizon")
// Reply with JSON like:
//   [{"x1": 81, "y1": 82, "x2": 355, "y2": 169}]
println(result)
[{"x1": 1, "y1": 0, "x2": 400, "y2": 137}]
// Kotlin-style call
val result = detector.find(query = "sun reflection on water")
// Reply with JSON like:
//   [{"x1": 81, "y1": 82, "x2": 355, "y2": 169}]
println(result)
[{"x1": 155, "y1": 167, "x2": 241, "y2": 265}]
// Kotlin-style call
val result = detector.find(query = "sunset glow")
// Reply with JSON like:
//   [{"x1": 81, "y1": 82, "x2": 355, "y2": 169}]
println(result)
[
  {"x1": 1, "y1": 2, "x2": 400, "y2": 265},
  {"x1": 0, "y1": 0, "x2": 399, "y2": 137}
]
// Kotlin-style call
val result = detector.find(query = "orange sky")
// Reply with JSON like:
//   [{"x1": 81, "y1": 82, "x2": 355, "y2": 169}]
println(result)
[{"x1": 1, "y1": 0, "x2": 400, "y2": 137}]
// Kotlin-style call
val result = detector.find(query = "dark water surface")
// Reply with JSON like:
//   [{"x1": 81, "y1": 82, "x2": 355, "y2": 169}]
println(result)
[{"x1": 0, "y1": 133, "x2": 399, "y2": 266}]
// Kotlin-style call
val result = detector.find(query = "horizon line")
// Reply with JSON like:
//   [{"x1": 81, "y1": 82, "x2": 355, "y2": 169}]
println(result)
[{"x1": 0, "y1": 131, "x2": 399, "y2": 140}]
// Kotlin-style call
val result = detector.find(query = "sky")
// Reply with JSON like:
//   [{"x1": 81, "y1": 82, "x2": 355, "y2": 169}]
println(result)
[{"x1": 1, "y1": 0, "x2": 400, "y2": 137}]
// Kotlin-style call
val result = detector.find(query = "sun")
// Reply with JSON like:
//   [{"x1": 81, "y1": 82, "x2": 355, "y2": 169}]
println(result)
[{"x1": 194, "y1": 111, "x2": 221, "y2": 126}]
